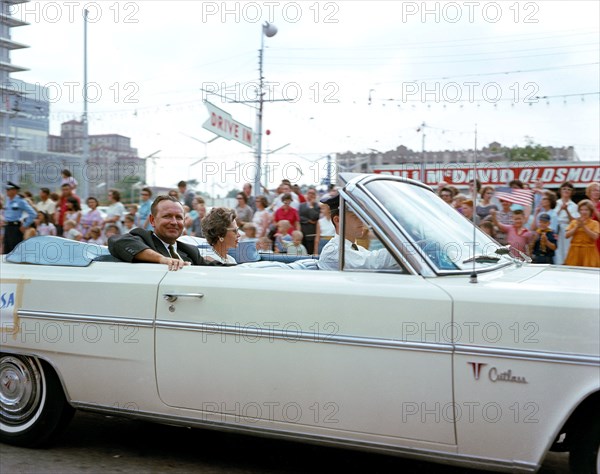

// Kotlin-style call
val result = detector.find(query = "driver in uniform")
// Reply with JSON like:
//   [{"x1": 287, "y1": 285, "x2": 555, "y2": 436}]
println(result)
[{"x1": 317, "y1": 194, "x2": 399, "y2": 271}]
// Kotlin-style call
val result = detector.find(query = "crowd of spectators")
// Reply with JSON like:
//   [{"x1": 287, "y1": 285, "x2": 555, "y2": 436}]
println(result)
[
  {"x1": 436, "y1": 179, "x2": 600, "y2": 267},
  {"x1": 1, "y1": 171, "x2": 599, "y2": 268}
]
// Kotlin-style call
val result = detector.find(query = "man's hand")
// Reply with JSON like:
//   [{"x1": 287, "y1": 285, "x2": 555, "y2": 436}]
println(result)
[{"x1": 158, "y1": 256, "x2": 190, "y2": 271}]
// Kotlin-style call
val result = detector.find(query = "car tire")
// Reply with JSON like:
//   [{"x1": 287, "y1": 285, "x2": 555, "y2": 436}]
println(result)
[
  {"x1": 570, "y1": 416, "x2": 600, "y2": 474},
  {"x1": 0, "y1": 354, "x2": 74, "y2": 447}
]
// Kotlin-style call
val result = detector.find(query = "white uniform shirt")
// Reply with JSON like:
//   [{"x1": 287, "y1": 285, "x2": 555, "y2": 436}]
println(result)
[{"x1": 318, "y1": 235, "x2": 399, "y2": 271}]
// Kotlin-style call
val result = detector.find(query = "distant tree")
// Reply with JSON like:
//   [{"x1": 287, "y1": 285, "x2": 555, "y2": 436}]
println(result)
[
  {"x1": 114, "y1": 175, "x2": 142, "y2": 204},
  {"x1": 506, "y1": 142, "x2": 551, "y2": 161},
  {"x1": 226, "y1": 188, "x2": 241, "y2": 198}
]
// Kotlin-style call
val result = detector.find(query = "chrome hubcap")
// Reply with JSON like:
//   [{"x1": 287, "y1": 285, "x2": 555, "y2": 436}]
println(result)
[{"x1": 0, "y1": 356, "x2": 42, "y2": 425}]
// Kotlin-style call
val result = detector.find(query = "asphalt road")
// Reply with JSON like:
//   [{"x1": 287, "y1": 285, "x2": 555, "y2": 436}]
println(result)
[{"x1": 1, "y1": 411, "x2": 570, "y2": 473}]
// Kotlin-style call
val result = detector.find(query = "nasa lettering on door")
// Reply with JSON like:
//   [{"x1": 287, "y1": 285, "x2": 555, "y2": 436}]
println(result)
[{"x1": 0, "y1": 280, "x2": 24, "y2": 334}]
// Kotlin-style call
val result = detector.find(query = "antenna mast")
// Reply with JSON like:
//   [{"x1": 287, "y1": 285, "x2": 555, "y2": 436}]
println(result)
[{"x1": 470, "y1": 124, "x2": 478, "y2": 284}]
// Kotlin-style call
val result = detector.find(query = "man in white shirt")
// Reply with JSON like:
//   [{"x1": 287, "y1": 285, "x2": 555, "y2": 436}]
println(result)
[
  {"x1": 272, "y1": 183, "x2": 300, "y2": 211},
  {"x1": 36, "y1": 187, "x2": 56, "y2": 217},
  {"x1": 318, "y1": 194, "x2": 399, "y2": 271}
]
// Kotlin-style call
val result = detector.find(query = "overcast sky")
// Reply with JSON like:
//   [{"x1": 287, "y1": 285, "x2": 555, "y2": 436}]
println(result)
[{"x1": 9, "y1": 0, "x2": 600, "y2": 190}]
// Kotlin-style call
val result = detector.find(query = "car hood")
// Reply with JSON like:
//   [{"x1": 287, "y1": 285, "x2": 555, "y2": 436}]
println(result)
[{"x1": 431, "y1": 264, "x2": 600, "y2": 356}]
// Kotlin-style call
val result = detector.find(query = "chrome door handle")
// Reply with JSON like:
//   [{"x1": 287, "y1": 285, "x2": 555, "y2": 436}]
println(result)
[{"x1": 163, "y1": 293, "x2": 204, "y2": 303}]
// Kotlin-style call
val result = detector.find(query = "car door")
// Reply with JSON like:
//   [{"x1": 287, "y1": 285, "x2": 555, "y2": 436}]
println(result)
[{"x1": 155, "y1": 264, "x2": 455, "y2": 447}]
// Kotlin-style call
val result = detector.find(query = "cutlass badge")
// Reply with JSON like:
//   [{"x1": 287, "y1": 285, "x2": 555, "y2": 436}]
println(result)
[{"x1": 468, "y1": 362, "x2": 528, "y2": 384}]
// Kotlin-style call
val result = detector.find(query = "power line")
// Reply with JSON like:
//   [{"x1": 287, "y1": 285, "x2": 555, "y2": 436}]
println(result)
[{"x1": 374, "y1": 62, "x2": 600, "y2": 84}]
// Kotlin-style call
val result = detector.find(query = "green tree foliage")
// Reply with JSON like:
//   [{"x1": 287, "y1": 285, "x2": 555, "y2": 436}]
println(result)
[
  {"x1": 114, "y1": 175, "x2": 142, "y2": 204},
  {"x1": 506, "y1": 142, "x2": 551, "y2": 161}
]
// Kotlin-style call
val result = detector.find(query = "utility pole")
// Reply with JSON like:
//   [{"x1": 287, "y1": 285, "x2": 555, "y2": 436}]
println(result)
[
  {"x1": 254, "y1": 22, "x2": 278, "y2": 197},
  {"x1": 81, "y1": 9, "x2": 90, "y2": 199},
  {"x1": 419, "y1": 122, "x2": 426, "y2": 183}
]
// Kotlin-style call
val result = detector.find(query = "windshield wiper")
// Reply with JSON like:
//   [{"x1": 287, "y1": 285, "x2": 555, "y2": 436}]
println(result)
[
  {"x1": 495, "y1": 245, "x2": 532, "y2": 265},
  {"x1": 463, "y1": 254, "x2": 501, "y2": 264}
]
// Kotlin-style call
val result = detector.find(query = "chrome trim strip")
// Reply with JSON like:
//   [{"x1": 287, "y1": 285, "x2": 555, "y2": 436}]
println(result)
[
  {"x1": 154, "y1": 320, "x2": 454, "y2": 354},
  {"x1": 455, "y1": 344, "x2": 600, "y2": 366},
  {"x1": 18, "y1": 310, "x2": 154, "y2": 328},
  {"x1": 72, "y1": 401, "x2": 537, "y2": 473}
]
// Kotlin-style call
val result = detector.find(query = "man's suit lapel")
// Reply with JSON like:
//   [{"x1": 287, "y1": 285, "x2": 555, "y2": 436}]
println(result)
[{"x1": 150, "y1": 234, "x2": 171, "y2": 258}]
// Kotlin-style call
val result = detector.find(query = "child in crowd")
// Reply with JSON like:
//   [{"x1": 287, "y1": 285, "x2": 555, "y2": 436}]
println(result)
[
  {"x1": 123, "y1": 214, "x2": 137, "y2": 233},
  {"x1": 104, "y1": 224, "x2": 121, "y2": 243},
  {"x1": 241, "y1": 222, "x2": 257, "y2": 240},
  {"x1": 285, "y1": 230, "x2": 308, "y2": 256},
  {"x1": 36, "y1": 211, "x2": 57, "y2": 236},
  {"x1": 86, "y1": 226, "x2": 105, "y2": 245},
  {"x1": 274, "y1": 220, "x2": 292, "y2": 253},
  {"x1": 452, "y1": 194, "x2": 467, "y2": 212},
  {"x1": 257, "y1": 237, "x2": 273, "y2": 253},
  {"x1": 529, "y1": 213, "x2": 557, "y2": 264},
  {"x1": 494, "y1": 199, "x2": 514, "y2": 245},
  {"x1": 479, "y1": 221, "x2": 496, "y2": 239},
  {"x1": 63, "y1": 220, "x2": 82, "y2": 241},
  {"x1": 460, "y1": 199, "x2": 477, "y2": 223},
  {"x1": 61, "y1": 169, "x2": 78, "y2": 194},
  {"x1": 126, "y1": 204, "x2": 139, "y2": 226},
  {"x1": 490, "y1": 209, "x2": 533, "y2": 256}
]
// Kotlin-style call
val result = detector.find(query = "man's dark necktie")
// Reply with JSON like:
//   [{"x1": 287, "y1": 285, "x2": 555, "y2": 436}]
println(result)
[{"x1": 168, "y1": 244, "x2": 182, "y2": 260}]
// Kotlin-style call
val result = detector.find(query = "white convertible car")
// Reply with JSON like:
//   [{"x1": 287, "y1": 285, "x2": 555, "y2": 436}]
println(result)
[{"x1": 1, "y1": 174, "x2": 599, "y2": 473}]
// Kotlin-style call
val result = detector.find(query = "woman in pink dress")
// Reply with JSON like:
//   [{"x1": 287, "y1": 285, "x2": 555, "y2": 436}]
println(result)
[{"x1": 80, "y1": 197, "x2": 104, "y2": 240}]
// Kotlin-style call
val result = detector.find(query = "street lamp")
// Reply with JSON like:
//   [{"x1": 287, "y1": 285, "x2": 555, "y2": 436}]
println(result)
[{"x1": 254, "y1": 21, "x2": 278, "y2": 197}]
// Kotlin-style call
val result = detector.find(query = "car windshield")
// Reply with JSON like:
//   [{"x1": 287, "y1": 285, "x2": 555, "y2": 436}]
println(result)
[{"x1": 365, "y1": 179, "x2": 509, "y2": 272}]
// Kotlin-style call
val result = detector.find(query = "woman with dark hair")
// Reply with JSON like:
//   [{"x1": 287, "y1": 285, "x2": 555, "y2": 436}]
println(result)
[
  {"x1": 476, "y1": 186, "x2": 498, "y2": 221},
  {"x1": 201, "y1": 207, "x2": 239, "y2": 264},
  {"x1": 36, "y1": 211, "x2": 56, "y2": 236},
  {"x1": 65, "y1": 196, "x2": 82, "y2": 230},
  {"x1": 555, "y1": 182, "x2": 579, "y2": 265},
  {"x1": 81, "y1": 197, "x2": 103, "y2": 239},
  {"x1": 564, "y1": 200, "x2": 599, "y2": 267},
  {"x1": 531, "y1": 190, "x2": 558, "y2": 232}
]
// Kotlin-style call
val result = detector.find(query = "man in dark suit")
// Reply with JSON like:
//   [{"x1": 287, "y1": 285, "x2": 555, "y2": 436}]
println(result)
[{"x1": 109, "y1": 195, "x2": 214, "y2": 271}]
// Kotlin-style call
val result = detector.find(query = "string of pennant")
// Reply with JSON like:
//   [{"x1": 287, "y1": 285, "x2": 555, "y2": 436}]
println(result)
[{"x1": 46, "y1": 91, "x2": 598, "y2": 123}]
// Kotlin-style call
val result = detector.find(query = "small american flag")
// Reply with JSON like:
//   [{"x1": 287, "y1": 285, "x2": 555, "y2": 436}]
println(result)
[{"x1": 495, "y1": 187, "x2": 534, "y2": 207}]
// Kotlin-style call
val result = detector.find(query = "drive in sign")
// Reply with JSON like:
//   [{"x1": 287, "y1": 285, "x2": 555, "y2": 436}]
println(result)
[{"x1": 202, "y1": 101, "x2": 253, "y2": 148}]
